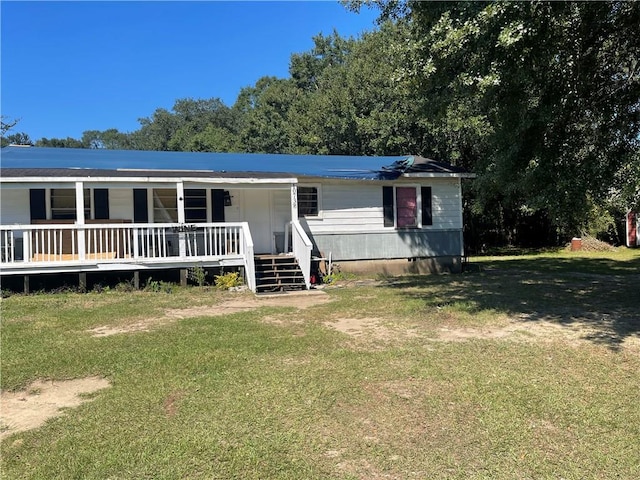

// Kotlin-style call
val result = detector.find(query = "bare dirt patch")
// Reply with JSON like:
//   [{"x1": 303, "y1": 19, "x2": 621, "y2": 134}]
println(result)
[
  {"x1": 324, "y1": 314, "x2": 640, "y2": 351},
  {"x1": 0, "y1": 376, "x2": 111, "y2": 440},
  {"x1": 436, "y1": 317, "x2": 640, "y2": 350},
  {"x1": 87, "y1": 291, "x2": 333, "y2": 337},
  {"x1": 324, "y1": 317, "x2": 419, "y2": 346},
  {"x1": 166, "y1": 291, "x2": 333, "y2": 319},
  {"x1": 162, "y1": 390, "x2": 185, "y2": 418}
]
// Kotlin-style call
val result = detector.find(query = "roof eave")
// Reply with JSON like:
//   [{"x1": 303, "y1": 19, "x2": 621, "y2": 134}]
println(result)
[{"x1": 0, "y1": 175, "x2": 298, "y2": 185}]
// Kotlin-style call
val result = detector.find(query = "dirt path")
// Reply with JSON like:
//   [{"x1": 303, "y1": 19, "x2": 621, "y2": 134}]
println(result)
[{"x1": 87, "y1": 290, "x2": 333, "y2": 337}]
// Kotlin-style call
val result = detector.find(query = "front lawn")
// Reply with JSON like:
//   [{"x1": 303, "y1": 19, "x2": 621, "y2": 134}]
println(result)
[{"x1": 2, "y1": 248, "x2": 639, "y2": 479}]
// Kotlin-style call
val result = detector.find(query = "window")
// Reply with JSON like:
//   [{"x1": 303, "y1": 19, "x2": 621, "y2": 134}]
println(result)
[
  {"x1": 51, "y1": 189, "x2": 91, "y2": 220},
  {"x1": 298, "y1": 186, "x2": 319, "y2": 217},
  {"x1": 383, "y1": 186, "x2": 433, "y2": 229},
  {"x1": 396, "y1": 187, "x2": 418, "y2": 228},
  {"x1": 184, "y1": 189, "x2": 207, "y2": 223},
  {"x1": 153, "y1": 188, "x2": 178, "y2": 222}
]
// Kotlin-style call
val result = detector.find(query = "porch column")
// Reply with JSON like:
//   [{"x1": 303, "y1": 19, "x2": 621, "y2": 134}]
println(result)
[
  {"x1": 177, "y1": 182, "x2": 186, "y2": 224},
  {"x1": 176, "y1": 181, "x2": 187, "y2": 257},
  {"x1": 75, "y1": 181, "x2": 86, "y2": 261},
  {"x1": 290, "y1": 183, "x2": 298, "y2": 222},
  {"x1": 286, "y1": 183, "x2": 298, "y2": 253}
]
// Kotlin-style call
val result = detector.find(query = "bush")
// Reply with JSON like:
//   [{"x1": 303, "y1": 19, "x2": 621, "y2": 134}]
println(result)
[
  {"x1": 144, "y1": 278, "x2": 174, "y2": 293},
  {"x1": 214, "y1": 271, "x2": 242, "y2": 290},
  {"x1": 187, "y1": 266, "x2": 208, "y2": 287}
]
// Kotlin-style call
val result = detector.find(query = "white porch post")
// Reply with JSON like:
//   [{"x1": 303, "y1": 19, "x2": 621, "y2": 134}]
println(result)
[
  {"x1": 286, "y1": 183, "x2": 298, "y2": 253},
  {"x1": 75, "y1": 181, "x2": 86, "y2": 261},
  {"x1": 177, "y1": 182, "x2": 186, "y2": 224},
  {"x1": 177, "y1": 182, "x2": 186, "y2": 257}
]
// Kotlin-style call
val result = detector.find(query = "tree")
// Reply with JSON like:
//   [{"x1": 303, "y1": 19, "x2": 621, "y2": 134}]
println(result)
[
  {"x1": 235, "y1": 77, "x2": 302, "y2": 153},
  {"x1": 81, "y1": 129, "x2": 134, "y2": 149},
  {"x1": 1, "y1": 132, "x2": 33, "y2": 147},
  {"x1": 35, "y1": 137, "x2": 85, "y2": 148},
  {"x1": 1, "y1": 116, "x2": 20, "y2": 136},
  {"x1": 131, "y1": 98, "x2": 239, "y2": 152},
  {"x1": 349, "y1": 0, "x2": 640, "y2": 241},
  {"x1": 286, "y1": 23, "x2": 432, "y2": 156},
  {"x1": 290, "y1": 30, "x2": 355, "y2": 91}
]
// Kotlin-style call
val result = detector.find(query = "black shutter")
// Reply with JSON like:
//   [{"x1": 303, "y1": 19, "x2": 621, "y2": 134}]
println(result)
[
  {"x1": 383, "y1": 186, "x2": 394, "y2": 227},
  {"x1": 133, "y1": 189, "x2": 148, "y2": 222},
  {"x1": 94, "y1": 189, "x2": 109, "y2": 220},
  {"x1": 29, "y1": 189, "x2": 46, "y2": 221},
  {"x1": 421, "y1": 186, "x2": 433, "y2": 226},
  {"x1": 211, "y1": 189, "x2": 225, "y2": 222}
]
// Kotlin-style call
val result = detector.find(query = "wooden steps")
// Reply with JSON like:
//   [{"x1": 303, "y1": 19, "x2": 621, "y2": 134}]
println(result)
[{"x1": 254, "y1": 255, "x2": 306, "y2": 293}]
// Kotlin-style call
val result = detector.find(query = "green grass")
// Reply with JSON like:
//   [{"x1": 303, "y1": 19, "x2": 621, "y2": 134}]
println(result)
[{"x1": 2, "y1": 249, "x2": 639, "y2": 479}]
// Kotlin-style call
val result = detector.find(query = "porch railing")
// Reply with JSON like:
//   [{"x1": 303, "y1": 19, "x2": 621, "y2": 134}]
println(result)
[
  {"x1": 290, "y1": 219, "x2": 312, "y2": 289},
  {"x1": 1, "y1": 222, "x2": 257, "y2": 291}
]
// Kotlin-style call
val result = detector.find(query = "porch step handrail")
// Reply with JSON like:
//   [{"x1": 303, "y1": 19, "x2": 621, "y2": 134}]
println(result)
[
  {"x1": 290, "y1": 219, "x2": 312, "y2": 289},
  {"x1": 240, "y1": 222, "x2": 256, "y2": 292}
]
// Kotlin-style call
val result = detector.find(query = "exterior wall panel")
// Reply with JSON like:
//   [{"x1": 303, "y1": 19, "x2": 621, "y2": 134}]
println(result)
[
  {"x1": 109, "y1": 188, "x2": 135, "y2": 221},
  {"x1": 0, "y1": 189, "x2": 30, "y2": 225}
]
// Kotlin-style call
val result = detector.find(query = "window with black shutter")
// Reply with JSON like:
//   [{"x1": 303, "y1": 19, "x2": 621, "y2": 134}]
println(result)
[{"x1": 383, "y1": 185, "x2": 433, "y2": 228}]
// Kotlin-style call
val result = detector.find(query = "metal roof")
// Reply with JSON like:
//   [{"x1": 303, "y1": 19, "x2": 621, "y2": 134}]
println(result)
[{"x1": 0, "y1": 146, "x2": 471, "y2": 180}]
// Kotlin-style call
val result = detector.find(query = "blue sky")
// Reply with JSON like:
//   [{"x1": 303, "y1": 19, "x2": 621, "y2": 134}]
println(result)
[{"x1": 1, "y1": 1, "x2": 379, "y2": 141}]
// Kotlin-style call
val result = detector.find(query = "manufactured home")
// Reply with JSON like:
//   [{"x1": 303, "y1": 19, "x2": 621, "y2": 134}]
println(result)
[{"x1": 0, "y1": 146, "x2": 473, "y2": 292}]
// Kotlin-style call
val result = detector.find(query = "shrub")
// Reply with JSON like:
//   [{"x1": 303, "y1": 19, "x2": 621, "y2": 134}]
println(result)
[{"x1": 214, "y1": 271, "x2": 242, "y2": 290}]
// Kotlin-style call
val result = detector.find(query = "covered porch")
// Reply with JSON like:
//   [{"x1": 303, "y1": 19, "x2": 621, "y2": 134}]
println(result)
[
  {"x1": 0, "y1": 174, "x2": 313, "y2": 293},
  {"x1": 0, "y1": 220, "x2": 313, "y2": 293}
]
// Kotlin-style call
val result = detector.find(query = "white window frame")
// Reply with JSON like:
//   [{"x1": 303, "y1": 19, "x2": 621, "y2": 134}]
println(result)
[
  {"x1": 152, "y1": 188, "x2": 178, "y2": 223},
  {"x1": 297, "y1": 184, "x2": 322, "y2": 218},
  {"x1": 394, "y1": 185, "x2": 421, "y2": 229},
  {"x1": 184, "y1": 188, "x2": 208, "y2": 223},
  {"x1": 49, "y1": 188, "x2": 92, "y2": 220},
  {"x1": 384, "y1": 185, "x2": 431, "y2": 230}
]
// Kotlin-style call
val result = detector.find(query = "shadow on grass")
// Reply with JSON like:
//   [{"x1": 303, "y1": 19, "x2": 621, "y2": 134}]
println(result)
[
  {"x1": 475, "y1": 254, "x2": 640, "y2": 276},
  {"x1": 383, "y1": 255, "x2": 640, "y2": 350}
]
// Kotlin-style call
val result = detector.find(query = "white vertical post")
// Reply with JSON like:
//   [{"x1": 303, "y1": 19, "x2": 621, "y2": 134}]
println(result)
[
  {"x1": 177, "y1": 182, "x2": 186, "y2": 224},
  {"x1": 133, "y1": 227, "x2": 139, "y2": 259},
  {"x1": 23, "y1": 230, "x2": 30, "y2": 262},
  {"x1": 75, "y1": 181, "x2": 86, "y2": 261},
  {"x1": 177, "y1": 182, "x2": 186, "y2": 257},
  {"x1": 286, "y1": 183, "x2": 298, "y2": 253},
  {"x1": 290, "y1": 183, "x2": 298, "y2": 224}
]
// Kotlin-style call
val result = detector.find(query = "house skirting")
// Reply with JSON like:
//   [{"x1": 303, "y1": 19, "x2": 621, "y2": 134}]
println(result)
[
  {"x1": 336, "y1": 256, "x2": 463, "y2": 275},
  {"x1": 309, "y1": 229, "x2": 463, "y2": 262}
]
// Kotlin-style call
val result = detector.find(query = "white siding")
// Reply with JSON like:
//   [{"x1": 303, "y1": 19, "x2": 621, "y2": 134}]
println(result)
[
  {"x1": 272, "y1": 189, "x2": 291, "y2": 232},
  {"x1": 303, "y1": 178, "x2": 462, "y2": 234},
  {"x1": 431, "y1": 178, "x2": 462, "y2": 230},
  {"x1": 0, "y1": 189, "x2": 30, "y2": 225},
  {"x1": 304, "y1": 183, "x2": 383, "y2": 233}
]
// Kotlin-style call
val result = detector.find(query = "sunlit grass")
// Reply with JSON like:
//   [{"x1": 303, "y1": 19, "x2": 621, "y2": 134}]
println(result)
[{"x1": 2, "y1": 250, "x2": 639, "y2": 479}]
